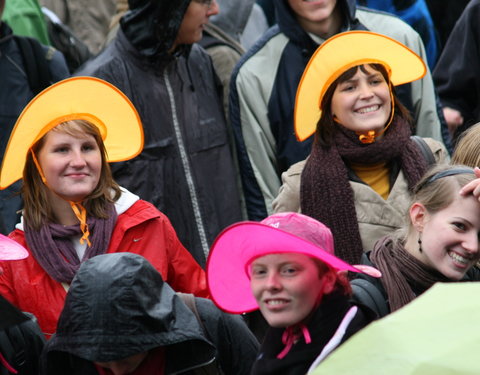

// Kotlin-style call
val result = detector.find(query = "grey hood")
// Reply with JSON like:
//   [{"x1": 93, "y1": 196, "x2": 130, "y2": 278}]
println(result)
[{"x1": 210, "y1": 0, "x2": 256, "y2": 42}]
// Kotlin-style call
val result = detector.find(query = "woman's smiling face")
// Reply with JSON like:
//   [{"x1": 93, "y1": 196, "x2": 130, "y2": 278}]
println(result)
[
  {"x1": 330, "y1": 64, "x2": 391, "y2": 135},
  {"x1": 37, "y1": 128, "x2": 102, "y2": 202},
  {"x1": 249, "y1": 253, "x2": 335, "y2": 327},
  {"x1": 411, "y1": 193, "x2": 480, "y2": 280}
]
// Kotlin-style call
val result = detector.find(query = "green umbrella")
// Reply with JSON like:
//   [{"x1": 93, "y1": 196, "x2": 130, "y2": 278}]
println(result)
[{"x1": 311, "y1": 282, "x2": 480, "y2": 375}]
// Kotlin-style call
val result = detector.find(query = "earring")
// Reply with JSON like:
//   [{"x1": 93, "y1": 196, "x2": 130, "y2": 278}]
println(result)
[{"x1": 418, "y1": 234, "x2": 423, "y2": 253}]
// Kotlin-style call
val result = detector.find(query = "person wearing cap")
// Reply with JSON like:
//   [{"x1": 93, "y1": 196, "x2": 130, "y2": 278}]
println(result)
[
  {"x1": 75, "y1": 0, "x2": 244, "y2": 269},
  {"x1": 229, "y1": 0, "x2": 450, "y2": 223},
  {"x1": 41, "y1": 252, "x2": 259, "y2": 375},
  {"x1": 272, "y1": 31, "x2": 448, "y2": 266},
  {"x1": 0, "y1": 77, "x2": 209, "y2": 339},
  {"x1": 0, "y1": 234, "x2": 45, "y2": 375},
  {"x1": 207, "y1": 212, "x2": 377, "y2": 375},
  {"x1": 354, "y1": 164, "x2": 480, "y2": 316}
]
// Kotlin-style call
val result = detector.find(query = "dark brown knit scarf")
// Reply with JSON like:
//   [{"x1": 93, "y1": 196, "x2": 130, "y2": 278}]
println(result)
[
  {"x1": 370, "y1": 236, "x2": 450, "y2": 312},
  {"x1": 300, "y1": 117, "x2": 428, "y2": 264},
  {"x1": 25, "y1": 204, "x2": 117, "y2": 284}
]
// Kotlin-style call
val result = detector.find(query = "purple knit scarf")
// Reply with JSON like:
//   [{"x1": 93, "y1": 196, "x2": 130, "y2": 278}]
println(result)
[
  {"x1": 370, "y1": 236, "x2": 449, "y2": 311},
  {"x1": 25, "y1": 204, "x2": 117, "y2": 283},
  {"x1": 300, "y1": 117, "x2": 428, "y2": 264}
]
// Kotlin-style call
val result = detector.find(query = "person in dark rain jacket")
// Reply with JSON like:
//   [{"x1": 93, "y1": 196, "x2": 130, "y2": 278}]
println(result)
[
  {"x1": 41, "y1": 252, "x2": 259, "y2": 375},
  {"x1": 76, "y1": 0, "x2": 243, "y2": 267}
]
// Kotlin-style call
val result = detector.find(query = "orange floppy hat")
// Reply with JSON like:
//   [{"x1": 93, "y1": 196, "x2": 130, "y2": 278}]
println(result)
[
  {"x1": 294, "y1": 30, "x2": 426, "y2": 142},
  {"x1": 0, "y1": 76, "x2": 144, "y2": 189}
]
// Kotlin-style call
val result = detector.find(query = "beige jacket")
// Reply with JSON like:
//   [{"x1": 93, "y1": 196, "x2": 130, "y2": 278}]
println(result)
[{"x1": 272, "y1": 138, "x2": 448, "y2": 252}]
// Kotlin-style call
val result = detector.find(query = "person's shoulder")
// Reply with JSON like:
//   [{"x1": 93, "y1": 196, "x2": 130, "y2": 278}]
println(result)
[
  {"x1": 118, "y1": 199, "x2": 163, "y2": 222},
  {"x1": 356, "y1": 7, "x2": 421, "y2": 45},
  {"x1": 234, "y1": 26, "x2": 288, "y2": 77},
  {"x1": 284, "y1": 159, "x2": 307, "y2": 177},
  {"x1": 74, "y1": 41, "x2": 123, "y2": 77}
]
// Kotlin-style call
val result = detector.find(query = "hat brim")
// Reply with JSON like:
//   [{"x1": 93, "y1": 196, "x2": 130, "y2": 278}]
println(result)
[
  {"x1": 206, "y1": 222, "x2": 362, "y2": 314},
  {"x1": 0, "y1": 76, "x2": 144, "y2": 189},
  {"x1": 294, "y1": 31, "x2": 426, "y2": 142},
  {"x1": 0, "y1": 234, "x2": 29, "y2": 261}
]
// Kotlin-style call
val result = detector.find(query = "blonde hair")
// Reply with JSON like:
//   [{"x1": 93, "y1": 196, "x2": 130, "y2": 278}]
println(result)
[
  {"x1": 452, "y1": 122, "x2": 480, "y2": 167},
  {"x1": 22, "y1": 120, "x2": 121, "y2": 230},
  {"x1": 398, "y1": 164, "x2": 476, "y2": 242}
]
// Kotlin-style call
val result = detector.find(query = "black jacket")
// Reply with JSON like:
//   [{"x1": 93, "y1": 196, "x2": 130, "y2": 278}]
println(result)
[
  {"x1": 0, "y1": 21, "x2": 69, "y2": 234},
  {"x1": 41, "y1": 252, "x2": 259, "y2": 374},
  {"x1": 433, "y1": 0, "x2": 480, "y2": 137},
  {"x1": 0, "y1": 296, "x2": 45, "y2": 375},
  {"x1": 76, "y1": 0, "x2": 243, "y2": 267},
  {"x1": 251, "y1": 292, "x2": 374, "y2": 375}
]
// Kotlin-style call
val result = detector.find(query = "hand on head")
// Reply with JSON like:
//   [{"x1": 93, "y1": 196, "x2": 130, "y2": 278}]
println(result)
[{"x1": 459, "y1": 167, "x2": 480, "y2": 199}]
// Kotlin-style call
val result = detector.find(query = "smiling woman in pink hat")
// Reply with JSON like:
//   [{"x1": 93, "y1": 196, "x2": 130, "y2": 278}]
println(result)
[
  {"x1": 0, "y1": 77, "x2": 208, "y2": 339},
  {"x1": 207, "y1": 212, "x2": 378, "y2": 374}
]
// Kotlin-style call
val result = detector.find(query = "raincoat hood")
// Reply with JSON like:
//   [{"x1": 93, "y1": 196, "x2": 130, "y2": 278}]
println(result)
[
  {"x1": 45, "y1": 253, "x2": 215, "y2": 370},
  {"x1": 210, "y1": 0, "x2": 256, "y2": 42},
  {"x1": 120, "y1": 0, "x2": 191, "y2": 60}
]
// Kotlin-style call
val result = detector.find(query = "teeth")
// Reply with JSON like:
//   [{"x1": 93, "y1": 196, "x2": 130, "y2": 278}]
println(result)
[
  {"x1": 449, "y1": 251, "x2": 469, "y2": 264},
  {"x1": 356, "y1": 105, "x2": 379, "y2": 114},
  {"x1": 267, "y1": 300, "x2": 286, "y2": 305}
]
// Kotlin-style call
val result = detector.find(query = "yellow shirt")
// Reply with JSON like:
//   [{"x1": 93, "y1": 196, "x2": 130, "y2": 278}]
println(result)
[{"x1": 349, "y1": 162, "x2": 390, "y2": 200}]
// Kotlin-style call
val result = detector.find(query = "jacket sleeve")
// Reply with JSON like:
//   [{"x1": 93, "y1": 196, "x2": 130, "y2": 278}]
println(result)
[
  {"x1": 272, "y1": 160, "x2": 305, "y2": 214},
  {"x1": 229, "y1": 51, "x2": 283, "y2": 221},
  {"x1": 196, "y1": 298, "x2": 259, "y2": 375},
  {"x1": 164, "y1": 217, "x2": 210, "y2": 299},
  {"x1": 433, "y1": 1, "x2": 480, "y2": 124}
]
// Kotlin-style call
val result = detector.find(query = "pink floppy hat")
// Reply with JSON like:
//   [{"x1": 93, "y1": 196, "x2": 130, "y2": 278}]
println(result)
[
  {"x1": 0, "y1": 234, "x2": 28, "y2": 261},
  {"x1": 207, "y1": 212, "x2": 367, "y2": 314}
]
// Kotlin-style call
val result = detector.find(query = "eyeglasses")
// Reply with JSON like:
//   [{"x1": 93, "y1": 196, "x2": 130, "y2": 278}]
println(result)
[{"x1": 193, "y1": 0, "x2": 214, "y2": 7}]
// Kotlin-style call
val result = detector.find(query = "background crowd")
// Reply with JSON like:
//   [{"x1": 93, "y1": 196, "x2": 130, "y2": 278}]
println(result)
[{"x1": 0, "y1": 0, "x2": 479, "y2": 374}]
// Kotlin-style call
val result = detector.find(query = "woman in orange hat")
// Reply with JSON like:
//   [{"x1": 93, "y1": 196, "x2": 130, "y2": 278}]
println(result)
[
  {"x1": 0, "y1": 77, "x2": 208, "y2": 339},
  {"x1": 273, "y1": 31, "x2": 448, "y2": 265}
]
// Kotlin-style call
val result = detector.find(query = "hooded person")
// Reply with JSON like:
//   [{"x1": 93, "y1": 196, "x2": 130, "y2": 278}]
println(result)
[
  {"x1": 0, "y1": 234, "x2": 45, "y2": 375},
  {"x1": 199, "y1": 0, "x2": 259, "y2": 116},
  {"x1": 76, "y1": 0, "x2": 244, "y2": 268},
  {"x1": 207, "y1": 212, "x2": 379, "y2": 375},
  {"x1": 41, "y1": 252, "x2": 259, "y2": 375},
  {"x1": 229, "y1": 0, "x2": 448, "y2": 222},
  {"x1": 0, "y1": 76, "x2": 208, "y2": 339}
]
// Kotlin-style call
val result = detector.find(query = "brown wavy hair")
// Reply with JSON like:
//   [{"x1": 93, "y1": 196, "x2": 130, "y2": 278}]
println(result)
[
  {"x1": 312, "y1": 258, "x2": 352, "y2": 297},
  {"x1": 22, "y1": 120, "x2": 121, "y2": 230},
  {"x1": 315, "y1": 63, "x2": 413, "y2": 147}
]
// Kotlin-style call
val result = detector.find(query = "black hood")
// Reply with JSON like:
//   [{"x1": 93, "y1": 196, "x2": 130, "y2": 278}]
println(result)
[
  {"x1": 120, "y1": 0, "x2": 191, "y2": 60},
  {"x1": 275, "y1": 0, "x2": 357, "y2": 47},
  {"x1": 44, "y1": 253, "x2": 215, "y2": 372}
]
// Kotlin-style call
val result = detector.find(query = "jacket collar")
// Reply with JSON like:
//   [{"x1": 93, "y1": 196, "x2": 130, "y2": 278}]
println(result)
[{"x1": 275, "y1": 0, "x2": 357, "y2": 50}]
